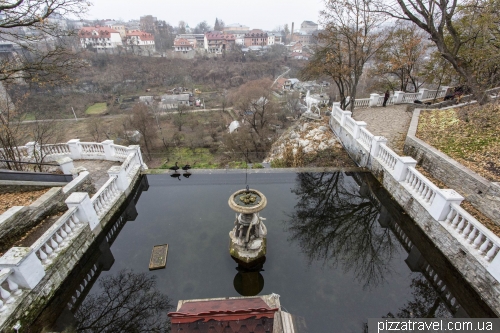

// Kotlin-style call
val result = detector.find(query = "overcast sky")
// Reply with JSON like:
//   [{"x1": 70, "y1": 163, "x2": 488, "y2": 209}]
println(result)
[{"x1": 86, "y1": 0, "x2": 324, "y2": 31}]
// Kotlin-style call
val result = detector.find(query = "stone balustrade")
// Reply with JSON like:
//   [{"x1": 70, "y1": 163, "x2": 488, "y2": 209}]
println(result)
[
  {"x1": 0, "y1": 139, "x2": 146, "y2": 323},
  {"x1": 329, "y1": 103, "x2": 500, "y2": 283},
  {"x1": 31, "y1": 207, "x2": 84, "y2": 266},
  {"x1": 351, "y1": 87, "x2": 449, "y2": 109}
]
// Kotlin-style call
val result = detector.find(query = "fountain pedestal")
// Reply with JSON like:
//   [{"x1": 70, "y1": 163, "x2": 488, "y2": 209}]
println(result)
[{"x1": 228, "y1": 188, "x2": 267, "y2": 268}]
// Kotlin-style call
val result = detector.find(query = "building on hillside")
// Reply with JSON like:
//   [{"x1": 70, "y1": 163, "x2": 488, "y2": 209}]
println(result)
[
  {"x1": 173, "y1": 38, "x2": 194, "y2": 53},
  {"x1": 125, "y1": 30, "x2": 155, "y2": 51},
  {"x1": 300, "y1": 20, "x2": 318, "y2": 34},
  {"x1": 140, "y1": 15, "x2": 157, "y2": 33},
  {"x1": 267, "y1": 32, "x2": 284, "y2": 45},
  {"x1": 292, "y1": 32, "x2": 315, "y2": 45},
  {"x1": 105, "y1": 24, "x2": 126, "y2": 38},
  {"x1": 223, "y1": 23, "x2": 250, "y2": 33},
  {"x1": 291, "y1": 42, "x2": 303, "y2": 54},
  {"x1": 244, "y1": 29, "x2": 268, "y2": 46},
  {"x1": 176, "y1": 34, "x2": 205, "y2": 48},
  {"x1": 204, "y1": 31, "x2": 236, "y2": 54},
  {"x1": 78, "y1": 26, "x2": 123, "y2": 51},
  {"x1": 160, "y1": 94, "x2": 191, "y2": 109}
]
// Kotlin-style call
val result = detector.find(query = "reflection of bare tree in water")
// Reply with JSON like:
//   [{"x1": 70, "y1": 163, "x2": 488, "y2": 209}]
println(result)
[
  {"x1": 73, "y1": 270, "x2": 173, "y2": 333},
  {"x1": 386, "y1": 275, "x2": 450, "y2": 319},
  {"x1": 286, "y1": 172, "x2": 401, "y2": 289}
]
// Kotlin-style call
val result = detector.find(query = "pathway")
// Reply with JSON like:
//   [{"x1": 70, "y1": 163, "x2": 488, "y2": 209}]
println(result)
[
  {"x1": 352, "y1": 105, "x2": 413, "y2": 155},
  {"x1": 73, "y1": 160, "x2": 121, "y2": 190}
]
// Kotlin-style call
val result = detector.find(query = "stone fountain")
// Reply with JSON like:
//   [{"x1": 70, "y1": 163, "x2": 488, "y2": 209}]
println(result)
[{"x1": 228, "y1": 186, "x2": 268, "y2": 268}]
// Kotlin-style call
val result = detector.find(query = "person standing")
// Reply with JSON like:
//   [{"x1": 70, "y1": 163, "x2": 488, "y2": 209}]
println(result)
[{"x1": 383, "y1": 90, "x2": 390, "y2": 107}]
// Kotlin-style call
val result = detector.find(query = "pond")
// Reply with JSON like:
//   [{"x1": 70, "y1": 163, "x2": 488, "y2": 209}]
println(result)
[{"x1": 32, "y1": 172, "x2": 495, "y2": 333}]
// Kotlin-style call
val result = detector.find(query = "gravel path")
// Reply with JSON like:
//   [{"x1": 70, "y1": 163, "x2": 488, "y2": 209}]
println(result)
[{"x1": 352, "y1": 105, "x2": 413, "y2": 155}]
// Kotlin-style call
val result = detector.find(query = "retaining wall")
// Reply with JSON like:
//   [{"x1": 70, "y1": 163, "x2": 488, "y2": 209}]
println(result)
[
  {"x1": 404, "y1": 109, "x2": 500, "y2": 225},
  {"x1": 0, "y1": 172, "x2": 95, "y2": 254}
]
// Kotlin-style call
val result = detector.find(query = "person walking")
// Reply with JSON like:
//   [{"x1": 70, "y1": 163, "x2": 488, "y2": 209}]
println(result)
[{"x1": 383, "y1": 90, "x2": 390, "y2": 107}]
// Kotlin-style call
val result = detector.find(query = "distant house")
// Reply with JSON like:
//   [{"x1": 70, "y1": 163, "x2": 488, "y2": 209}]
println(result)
[
  {"x1": 244, "y1": 29, "x2": 268, "y2": 46},
  {"x1": 125, "y1": 30, "x2": 155, "y2": 51},
  {"x1": 204, "y1": 31, "x2": 236, "y2": 54},
  {"x1": 223, "y1": 23, "x2": 250, "y2": 33},
  {"x1": 300, "y1": 21, "x2": 319, "y2": 34},
  {"x1": 267, "y1": 32, "x2": 284, "y2": 45},
  {"x1": 291, "y1": 42, "x2": 303, "y2": 54},
  {"x1": 160, "y1": 94, "x2": 191, "y2": 109},
  {"x1": 106, "y1": 24, "x2": 126, "y2": 38},
  {"x1": 173, "y1": 38, "x2": 194, "y2": 53},
  {"x1": 79, "y1": 26, "x2": 123, "y2": 51},
  {"x1": 176, "y1": 34, "x2": 205, "y2": 48}
]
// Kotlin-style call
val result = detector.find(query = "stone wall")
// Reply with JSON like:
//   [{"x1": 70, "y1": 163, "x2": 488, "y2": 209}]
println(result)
[
  {"x1": 0, "y1": 181, "x2": 67, "y2": 195},
  {"x1": 331, "y1": 116, "x2": 500, "y2": 316},
  {"x1": 0, "y1": 172, "x2": 95, "y2": 254},
  {"x1": 404, "y1": 109, "x2": 500, "y2": 224}
]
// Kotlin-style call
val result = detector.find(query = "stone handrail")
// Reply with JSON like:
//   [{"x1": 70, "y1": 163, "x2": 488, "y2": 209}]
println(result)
[
  {"x1": 403, "y1": 166, "x2": 439, "y2": 207},
  {"x1": 358, "y1": 127, "x2": 373, "y2": 150},
  {"x1": 444, "y1": 203, "x2": 500, "y2": 264},
  {"x1": 91, "y1": 176, "x2": 121, "y2": 218},
  {"x1": 375, "y1": 95, "x2": 395, "y2": 106},
  {"x1": 401, "y1": 92, "x2": 421, "y2": 103},
  {"x1": 31, "y1": 207, "x2": 83, "y2": 266},
  {"x1": 376, "y1": 144, "x2": 399, "y2": 171},
  {"x1": 344, "y1": 117, "x2": 356, "y2": 134},
  {"x1": 353, "y1": 98, "x2": 370, "y2": 108},
  {"x1": 329, "y1": 102, "x2": 500, "y2": 282},
  {"x1": 0, "y1": 139, "x2": 146, "y2": 323}
]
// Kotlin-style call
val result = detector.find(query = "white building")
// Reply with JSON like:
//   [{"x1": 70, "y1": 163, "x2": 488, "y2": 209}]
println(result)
[
  {"x1": 173, "y1": 38, "x2": 194, "y2": 53},
  {"x1": 125, "y1": 30, "x2": 155, "y2": 51},
  {"x1": 78, "y1": 26, "x2": 123, "y2": 51}
]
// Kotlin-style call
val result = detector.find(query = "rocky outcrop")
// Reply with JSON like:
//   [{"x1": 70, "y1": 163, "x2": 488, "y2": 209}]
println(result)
[{"x1": 265, "y1": 118, "x2": 340, "y2": 162}]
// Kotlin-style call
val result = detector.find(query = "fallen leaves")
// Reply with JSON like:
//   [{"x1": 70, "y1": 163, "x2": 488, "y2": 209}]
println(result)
[{"x1": 0, "y1": 189, "x2": 51, "y2": 215}]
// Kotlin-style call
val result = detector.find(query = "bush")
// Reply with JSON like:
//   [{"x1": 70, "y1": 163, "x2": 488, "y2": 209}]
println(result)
[{"x1": 252, "y1": 163, "x2": 264, "y2": 169}]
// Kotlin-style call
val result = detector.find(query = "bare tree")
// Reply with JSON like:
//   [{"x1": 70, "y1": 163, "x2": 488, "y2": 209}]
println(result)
[
  {"x1": 301, "y1": 0, "x2": 386, "y2": 111},
  {"x1": 129, "y1": 103, "x2": 157, "y2": 161},
  {"x1": 0, "y1": 0, "x2": 90, "y2": 84},
  {"x1": 373, "y1": 0, "x2": 500, "y2": 104},
  {"x1": 74, "y1": 270, "x2": 173, "y2": 333}
]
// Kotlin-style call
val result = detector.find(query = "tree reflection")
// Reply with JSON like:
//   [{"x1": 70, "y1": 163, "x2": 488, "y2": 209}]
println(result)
[
  {"x1": 286, "y1": 172, "x2": 401, "y2": 289},
  {"x1": 386, "y1": 275, "x2": 450, "y2": 318},
  {"x1": 73, "y1": 270, "x2": 173, "y2": 333}
]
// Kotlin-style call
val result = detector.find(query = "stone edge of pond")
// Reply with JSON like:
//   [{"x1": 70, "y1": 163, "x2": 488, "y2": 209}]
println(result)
[{"x1": 143, "y1": 167, "x2": 368, "y2": 175}]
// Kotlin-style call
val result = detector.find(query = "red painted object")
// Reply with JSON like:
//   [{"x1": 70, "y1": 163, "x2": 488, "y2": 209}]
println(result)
[{"x1": 168, "y1": 298, "x2": 278, "y2": 332}]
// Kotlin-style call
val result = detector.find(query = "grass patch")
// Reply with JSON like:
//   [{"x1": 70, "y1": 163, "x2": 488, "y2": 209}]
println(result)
[
  {"x1": 417, "y1": 104, "x2": 500, "y2": 182},
  {"x1": 21, "y1": 113, "x2": 35, "y2": 121},
  {"x1": 159, "y1": 148, "x2": 219, "y2": 169},
  {"x1": 252, "y1": 163, "x2": 264, "y2": 169},
  {"x1": 85, "y1": 103, "x2": 107, "y2": 115}
]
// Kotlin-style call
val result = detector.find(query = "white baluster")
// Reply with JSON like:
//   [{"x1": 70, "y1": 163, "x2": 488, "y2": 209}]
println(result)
[
  {"x1": 68, "y1": 216, "x2": 76, "y2": 229},
  {"x1": 0, "y1": 286, "x2": 13, "y2": 304},
  {"x1": 445, "y1": 209, "x2": 456, "y2": 224},
  {"x1": 457, "y1": 217, "x2": 466, "y2": 232},
  {"x1": 485, "y1": 244, "x2": 498, "y2": 261},
  {"x1": 467, "y1": 227, "x2": 477, "y2": 244},
  {"x1": 451, "y1": 214, "x2": 460, "y2": 228},
  {"x1": 479, "y1": 239, "x2": 491, "y2": 254},
  {"x1": 44, "y1": 243, "x2": 54, "y2": 257},
  {"x1": 462, "y1": 221, "x2": 472, "y2": 236},
  {"x1": 473, "y1": 232, "x2": 483, "y2": 248},
  {"x1": 59, "y1": 227, "x2": 68, "y2": 241},
  {"x1": 38, "y1": 248, "x2": 48, "y2": 263},
  {"x1": 7, "y1": 277, "x2": 21, "y2": 296}
]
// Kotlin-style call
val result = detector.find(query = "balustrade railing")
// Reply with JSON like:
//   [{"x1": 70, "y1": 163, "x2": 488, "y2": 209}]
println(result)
[
  {"x1": 91, "y1": 176, "x2": 120, "y2": 218},
  {"x1": 358, "y1": 127, "x2": 373, "y2": 150},
  {"x1": 0, "y1": 268, "x2": 21, "y2": 313},
  {"x1": 376, "y1": 144, "x2": 398, "y2": 171},
  {"x1": 402, "y1": 167, "x2": 438, "y2": 207},
  {"x1": 31, "y1": 207, "x2": 83, "y2": 266},
  {"x1": 80, "y1": 143, "x2": 105, "y2": 156},
  {"x1": 353, "y1": 98, "x2": 370, "y2": 108},
  {"x1": 402, "y1": 93, "x2": 421, "y2": 103},
  {"x1": 443, "y1": 204, "x2": 500, "y2": 263},
  {"x1": 344, "y1": 117, "x2": 356, "y2": 134},
  {"x1": 376, "y1": 96, "x2": 395, "y2": 106},
  {"x1": 40, "y1": 144, "x2": 70, "y2": 156},
  {"x1": 112, "y1": 145, "x2": 129, "y2": 159}
]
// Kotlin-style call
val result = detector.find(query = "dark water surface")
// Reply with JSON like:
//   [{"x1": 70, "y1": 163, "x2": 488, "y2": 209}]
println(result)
[{"x1": 33, "y1": 172, "x2": 495, "y2": 333}]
